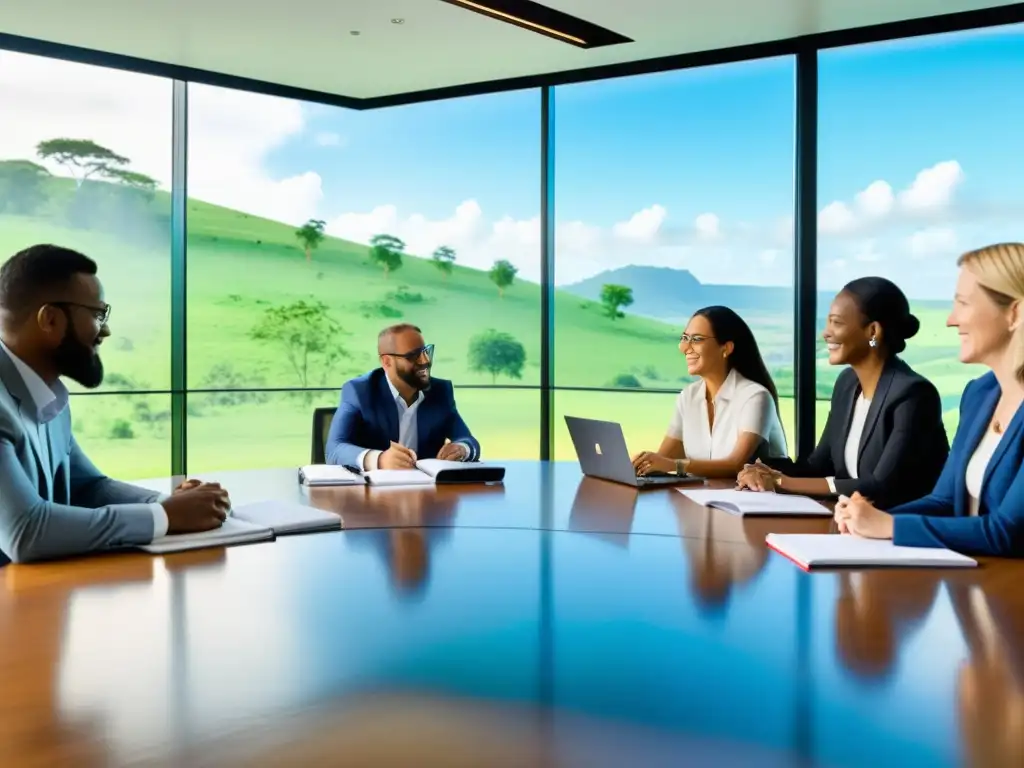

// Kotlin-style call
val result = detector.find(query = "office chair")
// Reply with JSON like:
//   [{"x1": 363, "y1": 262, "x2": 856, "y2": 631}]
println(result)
[{"x1": 311, "y1": 407, "x2": 337, "y2": 464}]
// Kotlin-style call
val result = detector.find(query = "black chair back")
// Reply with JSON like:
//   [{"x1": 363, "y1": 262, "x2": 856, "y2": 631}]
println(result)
[{"x1": 311, "y1": 407, "x2": 337, "y2": 464}]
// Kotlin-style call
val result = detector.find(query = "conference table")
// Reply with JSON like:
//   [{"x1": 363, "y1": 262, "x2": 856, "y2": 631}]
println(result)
[{"x1": 2, "y1": 461, "x2": 1022, "y2": 767}]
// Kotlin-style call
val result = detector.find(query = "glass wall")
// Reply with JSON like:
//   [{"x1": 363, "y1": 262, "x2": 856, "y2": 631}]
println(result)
[
  {"x1": 0, "y1": 50, "x2": 173, "y2": 478},
  {"x1": 552, "y1": 58, "x2": 797, "y2": 458},
  {"x1": 817, "y1": 24, "x2": 1024, "y2": 436},
  {"x1": 185, "y1": 85, "x2": 541, "y2": 470},
  {"x1": 2, "y1": 19, "x2": 1019, "y2": 479}
]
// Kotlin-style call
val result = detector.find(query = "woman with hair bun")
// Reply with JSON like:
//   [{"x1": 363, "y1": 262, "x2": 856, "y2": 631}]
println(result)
[
  {"x1": 737, "y1": 276, "x2": 949, "y2": 508},
  {"x1": 837, "y1": 244, "x2": 1024, "y2": 557}
]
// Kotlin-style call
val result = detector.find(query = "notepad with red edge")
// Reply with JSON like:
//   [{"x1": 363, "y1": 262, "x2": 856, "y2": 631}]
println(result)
[{"x1": 765, "y1": 533, "x2": 978, "y2": 571}]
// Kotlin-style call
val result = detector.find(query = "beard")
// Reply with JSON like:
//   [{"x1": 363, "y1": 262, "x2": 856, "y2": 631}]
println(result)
[
  {"x1": 55, "y1": 332, "x2": 104, "y2": 389},
  {"x1": 397, "y1": 363, "x2": 431, "y2": 392}
]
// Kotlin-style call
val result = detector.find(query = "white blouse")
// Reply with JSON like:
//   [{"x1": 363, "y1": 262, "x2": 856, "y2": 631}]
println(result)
[
  {"x1": 965, "y1": 428, "x2": 1003, "y2": 517},
  {"x1": 843, "y1": 395, "x2": 872, "y2": 480},
  {"x1": 666, "y1": 369, "x2": 788, "y2": 461}
]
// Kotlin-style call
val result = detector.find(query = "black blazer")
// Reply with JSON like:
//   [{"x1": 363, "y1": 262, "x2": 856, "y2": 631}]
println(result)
[{"x1": 768, "y1": 357, "x2": 949, "y2": 508}]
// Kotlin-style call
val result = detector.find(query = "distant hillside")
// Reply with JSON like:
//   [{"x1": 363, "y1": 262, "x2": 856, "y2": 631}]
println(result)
[{"x1": 562, "y1": 265, "x2": 947, "y2": 322}]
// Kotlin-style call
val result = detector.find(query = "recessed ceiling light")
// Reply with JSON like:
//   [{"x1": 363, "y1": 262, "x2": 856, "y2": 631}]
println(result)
[{"x1": 391, "y1": 18, "x2": 404, "y2": 24}]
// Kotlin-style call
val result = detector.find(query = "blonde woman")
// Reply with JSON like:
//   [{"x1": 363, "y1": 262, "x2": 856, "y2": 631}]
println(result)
[{"x1": 837, "y1": 243, "x2": 1024, "y2": 557}]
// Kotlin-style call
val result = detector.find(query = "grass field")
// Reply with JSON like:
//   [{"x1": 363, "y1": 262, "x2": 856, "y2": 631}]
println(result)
[{"x1": 0, "y1": 175, "x2": 975, "y2": 480}]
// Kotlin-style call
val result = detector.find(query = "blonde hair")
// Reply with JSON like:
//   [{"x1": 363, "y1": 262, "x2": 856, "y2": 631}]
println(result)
[{"x1": 958, "y1": 242, "x2": 1024, "y2": 381}]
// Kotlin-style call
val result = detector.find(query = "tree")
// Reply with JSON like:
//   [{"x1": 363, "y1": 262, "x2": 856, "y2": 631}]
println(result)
[
  {"x1": 369, "y1": 233, "x2": 405, "y2": 278},
  {"x1": 35, "y1": 138, "x2": 129, "y2": 188},
  {"x1": 600, "y1": 283, "x2": 634, "y2": 320},
  {"x1": 250, "y1": 300, "x2": 348, "y2": 396},
  {"x1": 432, "y1": 245, "x2": 456, "y2": 280},
  {"x1": 468, "y1": 329, "x2": 525, "y2": 384},
  {"x1": 295, "y1": 218, "x2": 327, "y2": 262},
  {"x1": 105, "y1": 168, "x2": 158, "y2": 197},
  {"x1": 489, "y1": 259, "x2": 518, "y2": 298},
  {"x1": 0, "y1": 160, "x2": 50, "y2": 214}
]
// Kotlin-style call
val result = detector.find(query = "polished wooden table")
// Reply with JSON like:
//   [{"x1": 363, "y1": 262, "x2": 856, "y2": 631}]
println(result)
[{"x1": 2, "y1": 461, "x2": 1023, "y2": 767}]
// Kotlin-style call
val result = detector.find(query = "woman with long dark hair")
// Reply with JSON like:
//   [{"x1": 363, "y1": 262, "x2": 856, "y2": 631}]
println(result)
[
  {"x1": 633, "y1": 305, "x2": 787, "y2": 479},
  {"x1": 738, "y1": 276, "x2": 949, "y2": 509}
]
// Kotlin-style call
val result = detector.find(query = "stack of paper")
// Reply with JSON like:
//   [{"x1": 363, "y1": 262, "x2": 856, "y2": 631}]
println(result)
[
  {"x1": 365, "y1": 460, "x2": 505, "y2": 486},
  {"x1": 766, "y1": 533, "x2": 978, "y2": 570},
  {"x1": 232, "y1": 500, "x2": 342, "y2": 535},
  {"x1": 299, "y1": 464, "x2": 365, "y2": 486},
  {"x1": 138, "y1": 500, "x2": 343, "y2": 554},
  {"x1": 679, "y1": 488, "x2": 832, "y2": 516},
  {"x1": 139, "y1": 517, "x2": 273, "y2": 554}
]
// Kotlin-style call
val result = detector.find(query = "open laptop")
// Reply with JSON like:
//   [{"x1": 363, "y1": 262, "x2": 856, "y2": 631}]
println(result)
[{"x1": 564, "y1": 415, "x2": 705, "y2": 488}]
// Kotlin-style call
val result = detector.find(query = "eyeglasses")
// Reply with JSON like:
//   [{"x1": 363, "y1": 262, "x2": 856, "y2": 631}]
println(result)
[
  {"x1": 50, "y1": 301, "x2": 111, "y2": 325},
  {"x1": 382, "y1": 343, "x2": 434, "y2": 363},
  {"x1": 679, "y1": 334, "x2": 713, "y2": 345}
]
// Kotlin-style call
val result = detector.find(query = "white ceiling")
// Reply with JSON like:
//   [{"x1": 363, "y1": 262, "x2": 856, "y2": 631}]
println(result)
[{"x1": 0, "y1": 0, "x2": 1020, "y2": 99}]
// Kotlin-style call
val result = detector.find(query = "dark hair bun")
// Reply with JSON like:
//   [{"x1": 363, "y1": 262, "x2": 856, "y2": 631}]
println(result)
[{"x1": 901, "y1": 313, "x2": 920, "y2": 340}]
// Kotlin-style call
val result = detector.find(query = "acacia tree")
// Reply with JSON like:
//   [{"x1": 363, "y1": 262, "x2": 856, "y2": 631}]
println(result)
[
  {"x1": 36, "y1": 139, "x2": 129, "y2": 188},
  {"x1": 369, "y1": 233, "x2": 405, "y2": 279},
  {"x1": 296, "y1": 218, "x2": 327, "y2": 262},
  {"x1": 600, "y1": 284, "x2": 634, "y2": 320},
  {"x1": 250, "y1": 299, "x2": 348, "y2": 399},
  {"x1": 489, "y1": 259, "x2": 518, "y2": 298},
  {"x1": 432, "y1": 245, "x2": 456, "y2": 280},
  {"x1": 468, "y1": 329, "x2": 525, "y2": 384}
]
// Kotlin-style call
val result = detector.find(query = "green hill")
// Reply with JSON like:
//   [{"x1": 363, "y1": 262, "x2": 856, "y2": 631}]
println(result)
[{"x1": 0, "y1": 172, "x2": 968, "y2": 477}]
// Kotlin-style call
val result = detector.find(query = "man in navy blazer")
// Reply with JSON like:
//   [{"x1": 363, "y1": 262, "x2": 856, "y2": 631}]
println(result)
[{"x1": 326, "y1": 323, "x2": 480, "y2": 470}]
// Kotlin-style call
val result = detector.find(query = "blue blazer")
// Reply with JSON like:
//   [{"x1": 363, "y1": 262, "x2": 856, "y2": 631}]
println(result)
[
  {"x1": 891, "y1": 372, "x2": 1024, "y2": 556},
  {"x1": 325, "y1": 369, "x2": 480, "y2": 467}
]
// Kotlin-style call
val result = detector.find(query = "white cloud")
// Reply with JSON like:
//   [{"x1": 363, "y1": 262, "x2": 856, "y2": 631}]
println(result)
[
  {"x1": 0, "y1": 50, "x2": 324, "y2": 227},
  {"x1": 314, "y1": 131, "x2": 344, "y2": 147},
  {"x1": 907, "y1": 226, "x2": 957, "y2": 259},
  {"x1": 818, "y1": 201, "x2": 856, "y2": 235},
  {"x1": 758, "y1": 249, "x2": 780, "y2": 265},
  {"x1": 0, "y1": 52, "x2": 172, "y2": 185},
  {"x1": 855, "y1": 181, "x2": 894, "y2": 218},
  {"x1": 694, "y1": 212, "x2": 721, "y2": 240},
  {"x1": 898, "y1": 160, "x2": 964, "y2": 211},
  {"x1": 852, "y1": 240, "x2": 882, "y2": 262},
  {"x1": 611, "y1": 204, "x2": 665, "y2": 242},
  {"x1": 818, "y1": 160, "x2": 965, "y2": 240}
]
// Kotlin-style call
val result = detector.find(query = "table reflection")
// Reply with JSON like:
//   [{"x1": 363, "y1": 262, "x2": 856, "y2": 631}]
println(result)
[
  {"x1": 950, "y1": 582, "x2": 1024, "y2": 766},
  {"x1": 676, "y1": 507, "x2": 770, "y2": 614},
  {"x1": 833, "y1": 572, "x2": 940, "y2": 681},
  {"x1": 567, "y1": 478, "x2": 638, "y2": 548}
]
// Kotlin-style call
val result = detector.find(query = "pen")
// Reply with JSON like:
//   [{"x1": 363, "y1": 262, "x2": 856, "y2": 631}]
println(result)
[{"x1": 343, "y1": 464, "x2": 364, "y2": 475}]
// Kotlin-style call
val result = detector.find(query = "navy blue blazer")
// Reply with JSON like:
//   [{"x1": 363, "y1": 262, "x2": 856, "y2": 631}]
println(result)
[
  {"x1": 325, "y1": 369, "x2": 480, "y2": 467},
  {"x1": 891, "y1": 372, "x2": 1024, "y2": 557}
]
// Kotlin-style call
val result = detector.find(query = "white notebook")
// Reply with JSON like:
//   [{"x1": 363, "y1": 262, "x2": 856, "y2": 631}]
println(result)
[
  {"x1": 232, "y1": 500, "x2": 343, "y2": 535},
  {"x1": 299, "y1": 464, "x2": 365, "y2": 486},
  {"x1": 138, "y1": 516, "x2": 274, "y2": 555},
  {"x1": 766, "y1": 533, "x2": 978, "y2": 570},
  {"x1": 365, "y1": 460, "x2": 505, "y2": 486},
  {"x1": 679, "y1": 488, "x2": 832, "y2": 516}
]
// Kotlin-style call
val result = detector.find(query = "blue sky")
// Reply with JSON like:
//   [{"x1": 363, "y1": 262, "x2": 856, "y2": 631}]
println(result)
[
  {"x1": 252, "y1": 21, "x2": 1024, "y2": 296},
  {"x1": 3, "y1": 21, "x2": 1022, "y2": 297}
]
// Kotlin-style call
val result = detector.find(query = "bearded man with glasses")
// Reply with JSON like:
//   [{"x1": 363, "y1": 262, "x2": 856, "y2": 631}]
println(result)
[
  {"x1": 0, "y1": 245, "x2": 232, "y2": 564},
  {"x1": 326, "y1": 323, "x2": 480, "y2": 470}
]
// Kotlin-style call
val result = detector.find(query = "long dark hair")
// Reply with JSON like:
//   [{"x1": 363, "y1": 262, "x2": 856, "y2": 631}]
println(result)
[
  {"x1": 841, "y1": 277, "x2": 919, "y2": 356},
  {"x1": 693, "y1": 305, "x2": 780, "y2": 412}
]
